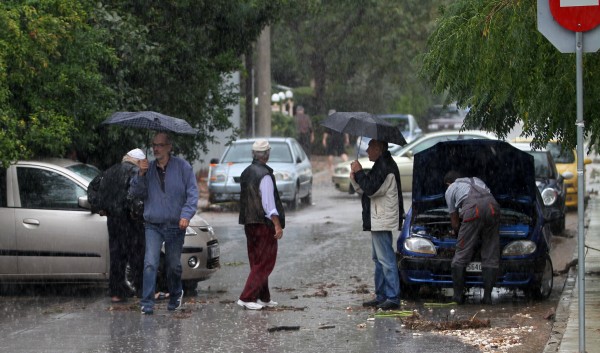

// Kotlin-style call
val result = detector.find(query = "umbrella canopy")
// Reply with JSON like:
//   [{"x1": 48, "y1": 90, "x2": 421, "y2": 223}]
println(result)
[
  {"x1": 102, "y1": 111, "x2": 198, "y2": 135},
  {"x1": 320, "y1": 112, "x2": 407, "y2": 146}
]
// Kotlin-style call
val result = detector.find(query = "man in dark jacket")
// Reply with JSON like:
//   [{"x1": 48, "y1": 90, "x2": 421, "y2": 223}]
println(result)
[
  {"x1": 237, "y1": 139, "x2": 285, "y2": 310},
  {"x1": 350, "y1": 139, "x2": 404, "y2": 310},
  {"x1": 97, "y1": 148, "x2": 146, "y2": 303}
]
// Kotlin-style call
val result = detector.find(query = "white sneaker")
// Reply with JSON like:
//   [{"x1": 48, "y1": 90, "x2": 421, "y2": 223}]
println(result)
[
  {"x1": 257, "y1": 299, "x2": 278, "y2": 307},
  {"x1": 236, "y1": 299, "x2": 263, "y2": 310}
]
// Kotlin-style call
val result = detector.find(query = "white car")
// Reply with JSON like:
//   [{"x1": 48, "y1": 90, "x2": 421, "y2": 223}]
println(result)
[
  {"x1": 208, "y1": 137, "x2": 313, "y2": 209},
  {"x1": 332, "y1": 130, "x2": 498, "y2": 193},
  {"x1": 0, "y1": 158, "x2": 220, "y2": 290}
]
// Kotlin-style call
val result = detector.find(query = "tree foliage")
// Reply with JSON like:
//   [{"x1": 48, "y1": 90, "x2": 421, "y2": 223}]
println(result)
[
  {"x1": 419, "y1": 0, "x2": 600, "y2": 151},
  {"x1": 0, "y1": 0, "x2": 286, "y2": 168},
  {"x1": 272, "y1": 0, "x2": 443, "y2": 121},
  {"x1": 0, "y1": 0, "x2": 114, "y2": 167}
]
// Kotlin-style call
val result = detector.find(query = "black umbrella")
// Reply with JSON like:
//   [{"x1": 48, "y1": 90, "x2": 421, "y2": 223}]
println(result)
[
  {"x1": 321, "y1": 112, "x2": 407, "y2": 145},
  {"x1": 102, "y1": 111, "x2": 198, "y2": 135},
  {"x1": 321, "y1": 111, "x2": 407, "y2": 157}
]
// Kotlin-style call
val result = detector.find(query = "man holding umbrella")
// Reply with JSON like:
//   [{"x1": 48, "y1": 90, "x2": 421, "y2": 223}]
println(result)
[
  {"x1": 350, "y1": 139, "x2": 404, "y2": 310},
  {"x1": 129, "y1": 132, "x2": 199, "y2": 315}
]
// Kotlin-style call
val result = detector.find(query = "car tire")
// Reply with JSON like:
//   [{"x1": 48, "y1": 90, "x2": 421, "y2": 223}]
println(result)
[
  {"x1": 550, "y1": 215, "x2": 566, "y2": 235},
  {"x1": 526, "y1": 254, "x2": 553, "y2": 300},
  {"x1": 301, "y1": 184, "x2": 312, "y2": 205},
  {"x1": 400, "y1": 281, "x2": 421, "y2": 300},
  {"x1": 288, "y1": 188, "x2": 298, "y2": 210},
  {"x1": 182, "y1": 280, "x2": 199, "y2": 292}
]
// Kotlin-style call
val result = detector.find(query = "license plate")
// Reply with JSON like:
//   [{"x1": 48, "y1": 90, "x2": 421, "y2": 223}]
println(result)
[
  {"x1": 466, "y1": 262, "x2": 482, "y2": 272},
  {"x1": 208, "y1": 244, "x2": 220, "y2": 258}
]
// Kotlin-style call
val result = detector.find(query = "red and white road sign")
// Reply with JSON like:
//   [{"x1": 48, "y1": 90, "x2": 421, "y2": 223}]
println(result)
[{"x1": 550, "y1": 0, "x2": 600, "y2": 32}]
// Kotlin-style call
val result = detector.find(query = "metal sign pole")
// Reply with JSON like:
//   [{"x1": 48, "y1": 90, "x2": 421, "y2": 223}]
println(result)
[{"x1": 575, "y1": 30, "x2": 586, "y2": 353}]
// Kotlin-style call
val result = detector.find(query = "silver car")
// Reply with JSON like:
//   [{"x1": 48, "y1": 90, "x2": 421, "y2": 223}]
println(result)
[
  {"x1": 208, "y1": 137, "x2": 313, "y2": 209},
  {"x1": 0, "y1": 159, "x2": 219, "y2": 290}
]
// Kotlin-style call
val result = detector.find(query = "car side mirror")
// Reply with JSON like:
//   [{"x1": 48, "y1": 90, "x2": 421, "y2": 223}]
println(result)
[
  {"x1": 584, "y1": 157, "x2": 592, "y2": 165},
  {"x1": 561, "y1": 171, "x2": 574, "y2": 180},
  {"x1": 405, "y1": 150, "x2": 414, "y2": 158},
  {"x1": 296, "y1": 156, "x2": 302, "y2": 164},
  {"x1": 78, "y1": 196, "x2": 91, "y2": 210},
  {"x1": 209, "y1": 158, "x2": 219, "y2": 165}
]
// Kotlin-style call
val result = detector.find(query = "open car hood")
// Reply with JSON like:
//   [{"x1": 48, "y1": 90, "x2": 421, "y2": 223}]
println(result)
[{"x1": 412, "y1": 139, "x2": 537, "y2": 215}]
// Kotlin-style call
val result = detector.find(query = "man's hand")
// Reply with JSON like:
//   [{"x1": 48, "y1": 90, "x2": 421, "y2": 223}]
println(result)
[
  {"x1": 350, "y1": 160, "x2": 363, "y2": 173},
  {"x1": 138, "y1": 159, "x2": 149, "y2": 176},
  {"x1": 179, "y1": 218, "x2": 190, "y2": 230}
]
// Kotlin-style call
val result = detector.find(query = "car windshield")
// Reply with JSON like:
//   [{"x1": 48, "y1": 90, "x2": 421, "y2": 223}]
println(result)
[
  {"x1": 546, "y1": 142, "x2": 575, "y2": 164},
  {"x1": 222, "y1": 141, "x2": 293, "y2": 163},
  {"x1": 528, "y1": 151, "x2": 553, "y2": 179},
  {"x1": 66, "y1": 164, "x2": 101, "y2": 182}
]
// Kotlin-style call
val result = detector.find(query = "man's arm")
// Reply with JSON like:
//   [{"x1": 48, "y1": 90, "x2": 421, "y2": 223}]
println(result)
[
  {"x1": 179, "y1": 161, "x2": 199, "y2": 229},
  {"x1": 450, "y1": 211, "x2": 460, "y2": 235},
  {"x1": 259, "y1": 176, "x2": 283, "y2": 239}
]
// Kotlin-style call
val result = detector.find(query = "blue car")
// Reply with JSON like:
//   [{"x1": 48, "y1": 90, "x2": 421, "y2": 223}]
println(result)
[{"x1": 397, "y1": 140, "x2": 554, "y2": 300}]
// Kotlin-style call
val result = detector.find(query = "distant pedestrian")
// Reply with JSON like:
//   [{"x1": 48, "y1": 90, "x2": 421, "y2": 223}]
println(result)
[
  {"x1": 130, "y1": 132, "x2": 199, "y2": 315},
  {"x1": 96, "y1": 148, "x2": 146, "y2": 303},
  {"x1": 350, "y1": 139, "x2": 403, "y2": 310},
  {"x1": 237, "y1": 139, "x2": 285, "y2": 310},
  {"x1": 323, "y1": 109, "x2": 349, "y2": 171},
  {"x1": 294, "y1": 105, "x2": 314, "y2": 158},
  {"x1": 444, "y1": 171, "x2": 500, "y2": 305}
]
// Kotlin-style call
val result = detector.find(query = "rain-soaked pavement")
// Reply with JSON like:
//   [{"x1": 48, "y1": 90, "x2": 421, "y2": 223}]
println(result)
[{"x1": 0, "y1": 161, "x2": 576, "y2": 352}]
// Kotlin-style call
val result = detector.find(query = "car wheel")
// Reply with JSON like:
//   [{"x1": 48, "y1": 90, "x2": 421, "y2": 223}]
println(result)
[
  {"x1": 526, "y1": 254, "x2": 553, "y2": 300},
  {"x1": 550, "y1": 215, "x2": 566, "y2": 235},
  {"x1": 348, "y1": 183, "x2": 356, "y2": 195},
  {"x1": 400, "y1": 281, "x2": 421, "y2": 299},
  {"x1": 288, "y1": 188, "x2": 298, "y2": 210},
  {"x1": 301, "y1": 183, "x2": 312, "y2": 205},
  {"x1": 182, "y1": 280, "x2": 199, "y2": 292}
]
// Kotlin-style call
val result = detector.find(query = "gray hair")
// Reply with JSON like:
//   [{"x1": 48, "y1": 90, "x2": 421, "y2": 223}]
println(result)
[{"x1": 252, "y1": 150, "x2": 270, "y2": 159}]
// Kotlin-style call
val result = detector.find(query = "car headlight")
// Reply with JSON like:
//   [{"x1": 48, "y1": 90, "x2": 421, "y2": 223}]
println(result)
[
  {"x1": 541, "y1": 188, "x2": 558, "y2": 206},
  {"x1": 185, "y1": 227, "x2": 198, "y2": 236},
  {"x1": 404, "y1": 237, "x2": 436, "y2": 255},
  {"x1": 334, "y1": 166, "x2": 351, "y2": 175},
  {"x1": 274, "y1": 171, "x2": 293, "y2": 181},
  {"x1": 502, "y1": 240, "x2": 537, "y2": 256}
]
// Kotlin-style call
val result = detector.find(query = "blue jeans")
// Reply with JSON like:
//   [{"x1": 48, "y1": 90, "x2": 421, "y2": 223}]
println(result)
[
  {"x1": 140, "y1": 223, "x2": 185, "y2": 308},
  {"x1": 371, "y1": 231, "x2": 400, "y2": 304}
]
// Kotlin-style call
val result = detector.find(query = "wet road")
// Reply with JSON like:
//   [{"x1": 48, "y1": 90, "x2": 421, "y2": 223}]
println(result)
[{"x1": 0, "y1": 170, "x2": 575, "y2": 352}]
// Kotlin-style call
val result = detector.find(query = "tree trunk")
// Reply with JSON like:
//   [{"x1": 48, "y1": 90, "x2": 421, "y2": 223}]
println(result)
[{"x1": 256, "y1": 26, "x2": 272, "y2": 137}]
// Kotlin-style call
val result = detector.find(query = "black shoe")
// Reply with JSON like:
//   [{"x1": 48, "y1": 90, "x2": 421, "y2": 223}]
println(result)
[
  {"x1": 376, "y1": 300, "x2": 400, "y2": 310},
  {"x1": 362, "y1": 299, "x2": 382, "y2": 307}
]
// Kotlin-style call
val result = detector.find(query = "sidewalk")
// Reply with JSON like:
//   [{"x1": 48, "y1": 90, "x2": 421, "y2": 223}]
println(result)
[{"x1": 546, "y1": 176, "x2": 600, "y2": 352}]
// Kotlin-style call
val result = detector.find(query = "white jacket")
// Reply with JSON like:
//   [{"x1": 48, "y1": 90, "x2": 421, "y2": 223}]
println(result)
[{"x1": 351, "y1": 173, "x2": 400, "y2": 231}]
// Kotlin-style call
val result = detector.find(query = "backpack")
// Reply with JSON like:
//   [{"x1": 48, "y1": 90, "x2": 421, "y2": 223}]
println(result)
[{"x1": 87, "y1": 172, "x2": 105, "y2": 214}]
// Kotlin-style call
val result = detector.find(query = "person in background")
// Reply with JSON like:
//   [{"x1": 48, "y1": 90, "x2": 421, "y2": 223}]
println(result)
[
  {"x1": 350, "y1": 139, "x2": 403, "y2": 310},
  {"x1": 322, "y1": 109, "x2": 349, "y2": 171},
  {"x1": 237, "y1": 139, "x2": 285, "y2": 310},
  {"x1": 130, "y1": 132, "x2": 199, "y2": 315},
  {"x1": 96, "y1": 148, "x2": 146, "y2": 303},
  {"x1": 444, "y1": 171, "x2": 500, "y2": 305},
  {"x1": 294, "y1": 105, "x2": 314, "y2": 158}
]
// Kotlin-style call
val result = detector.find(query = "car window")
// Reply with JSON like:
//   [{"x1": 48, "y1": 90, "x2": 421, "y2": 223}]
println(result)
[
  {"x1": 269, "y1": 142, "x2": 293, "y2": 163},
  {"x1": 528, "y1": 152, "x2": 553, "y2": 179},
  {"x1": 17, "y1": 167, "x2": 86, "y2": 209},
  {"x1": 546, "y1": 142, "x2": 575, "y2": 164},
  {"x1": 0, "y1": 168, "x2": 6, "y2": 207},
  {"x1": 222, "y1": 143, "x2": 254, "y2": 163},
  {"x1": 66, "y1": 163, "x2": 101, "y2": 182}
]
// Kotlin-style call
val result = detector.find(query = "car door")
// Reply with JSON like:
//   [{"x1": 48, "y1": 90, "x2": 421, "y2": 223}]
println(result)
[
  {"x1": 291, "y1": 140, "x2": 312, "y2": 197},
  {"x1": 0, "y1": 168, "x2": 17, "y2": 275},
  {"x1": 13, "y1": 164, "x2": 109, "y2": 279}
]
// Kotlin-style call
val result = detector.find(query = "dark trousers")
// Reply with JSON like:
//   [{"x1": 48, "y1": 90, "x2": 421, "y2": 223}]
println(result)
[
  {"x1": 107, "y1": 214, "x2": 145, "y2": 297},
  {"x1": 239, "y1": 223, "x2": 278, "y2": 302},
  {"x1": 298, "y1": 132, "x2": 311, "y2": 158}
]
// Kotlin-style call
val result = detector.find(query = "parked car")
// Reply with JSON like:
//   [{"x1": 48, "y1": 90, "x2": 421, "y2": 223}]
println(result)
[
  {"x1": 511, "y1": 142, "x2": 573, "y2": 235},
  {"x1": 513, "y1": 138, "x2": 591, "y2": 209},
  {"x1": 425, "y1": 102, "x2": 468, "y2": 132},
  {"x1": 397, "y1": 140, "x2": 556, "y2": 300},
  {"x1": 332, "y1": 130, "x2": 497, "y2": 194},
  {"x1": 356, "y1": 114, "x2": 423, "y2": 157},
  {"x1": 0, "y1": 159, "x2": 220, "y2": 290},
  {"x1": 207, "y1": 137, "x2": 313, "y2": 209}
]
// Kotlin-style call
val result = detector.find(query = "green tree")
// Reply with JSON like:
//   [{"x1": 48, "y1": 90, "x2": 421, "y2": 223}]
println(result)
[
  {"x1": 419, "y1": 0, "x2": 600, "y2": 150},
  {"x1": 272, "y1": 0, "x2": 442, "y2": 120},
  {"x1": 0, "y1": 0, "x2": 115, "y2": 167}
]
